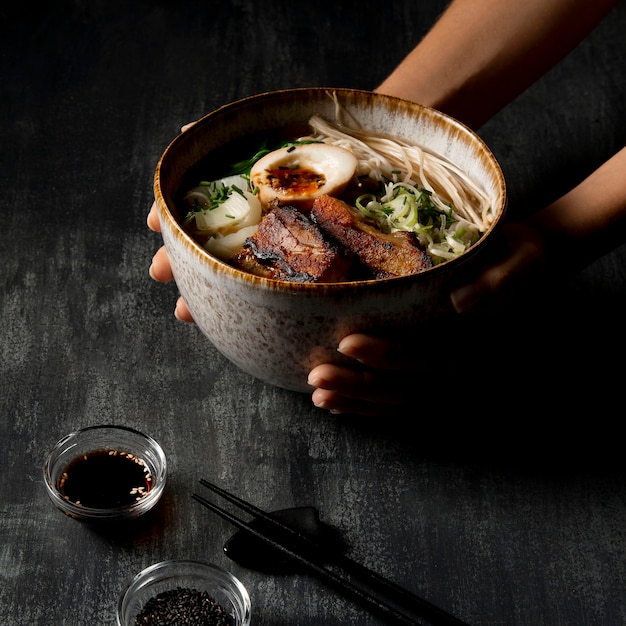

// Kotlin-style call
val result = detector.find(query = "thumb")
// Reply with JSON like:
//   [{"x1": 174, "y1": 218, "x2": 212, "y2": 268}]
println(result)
[{"x1": 450, "y1": 223, "x2": 546, "y2": 313}]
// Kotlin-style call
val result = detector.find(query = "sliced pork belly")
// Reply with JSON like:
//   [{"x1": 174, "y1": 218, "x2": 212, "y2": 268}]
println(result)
[
  {"x1": 230, "y1": 245, "x2": 292, "y2": 280},
  {"x1": 231, "y1": 204, "x2": 353, "y2": 282},
  {"x1": 311, "y1": 195, "x2": 432, "y2": 278}
]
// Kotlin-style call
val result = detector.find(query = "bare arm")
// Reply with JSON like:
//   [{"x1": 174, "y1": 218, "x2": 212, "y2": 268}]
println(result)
[
  {"x1": 376, "y1": 0, "x2": 618, "y2": 128},
  {"x1": 529, "y1": 147, "x2": 626, "y2": 253}
]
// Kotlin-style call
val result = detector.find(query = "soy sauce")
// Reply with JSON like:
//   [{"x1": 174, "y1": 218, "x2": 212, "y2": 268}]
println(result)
[{"x1": 58, "y1": 449, "x2": 152, "y2": 508}]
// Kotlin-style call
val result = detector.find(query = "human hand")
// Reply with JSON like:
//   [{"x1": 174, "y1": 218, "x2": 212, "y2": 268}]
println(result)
[
  {"x1": 449, "y1": 221, "x2": 547, "y2": 314},
  {"x1": 308, "y1": 221, "x2": 548, "y2": 416},
  {"x1": 308, "y1": 333, "x2": 437, "y2": 417},
  {"x1": 147, "y1": 201, "x2": 195, "y2": 322},
  {"x1": 147, "y1": 121, "x2": 200, "y2": 322}
]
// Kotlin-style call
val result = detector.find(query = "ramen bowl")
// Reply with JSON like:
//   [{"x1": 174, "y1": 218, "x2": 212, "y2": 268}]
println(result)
[{"x1": 154, "y1": 88, "x2": 507, "y2": 392}]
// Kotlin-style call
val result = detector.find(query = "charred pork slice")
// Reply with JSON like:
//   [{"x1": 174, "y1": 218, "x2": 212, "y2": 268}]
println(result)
[
  {"x1": 311, "y1": 195, "x2": 432, "y2": 278},
  {"x1": 231, "y1": 205, "x2": 353, "y2": 282}
]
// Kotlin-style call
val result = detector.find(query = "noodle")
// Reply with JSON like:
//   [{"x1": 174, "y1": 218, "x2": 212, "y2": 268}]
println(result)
[{"x1": 301, "y1": 98, "x2": 493, "y2": 233}]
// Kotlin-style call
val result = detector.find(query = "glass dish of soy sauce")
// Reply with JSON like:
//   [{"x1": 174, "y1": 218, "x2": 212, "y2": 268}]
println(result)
[{"x1": 43, "y1": 424, "x2": 167, "y2": 522}]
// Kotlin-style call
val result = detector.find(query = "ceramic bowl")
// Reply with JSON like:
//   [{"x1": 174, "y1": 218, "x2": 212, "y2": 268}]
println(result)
[{"x1": 154, "y1": 88, "x2": 507, "y2": 392}]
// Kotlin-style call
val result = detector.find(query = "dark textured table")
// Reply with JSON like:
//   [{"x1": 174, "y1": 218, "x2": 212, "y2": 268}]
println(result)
[{"x1": 2, "y1": 2, "x2": 626, "y2": 625}]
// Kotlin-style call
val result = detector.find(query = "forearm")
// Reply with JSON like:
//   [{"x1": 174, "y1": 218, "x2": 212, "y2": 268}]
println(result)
[
  {"x1": 375, "y1": 0, "x2": 618, "y2": 128},
  {"x1": 527, "y1": 146, "x2": 626, "y2": 268}
]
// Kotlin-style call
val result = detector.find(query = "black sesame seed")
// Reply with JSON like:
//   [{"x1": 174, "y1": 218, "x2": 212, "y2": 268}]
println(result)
[{"x1": 134, "y1": 587, "x2": 233, "y2": 625}]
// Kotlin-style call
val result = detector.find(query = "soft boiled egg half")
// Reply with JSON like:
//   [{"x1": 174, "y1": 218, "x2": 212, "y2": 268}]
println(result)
[{"x1": 250, "y1": 143, "x2": 358, "y2": 210}]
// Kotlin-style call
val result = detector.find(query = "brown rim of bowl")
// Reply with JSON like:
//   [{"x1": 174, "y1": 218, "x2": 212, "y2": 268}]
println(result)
[{"x1": 153, "y1": 87, "x2": 507, "y2": 293}]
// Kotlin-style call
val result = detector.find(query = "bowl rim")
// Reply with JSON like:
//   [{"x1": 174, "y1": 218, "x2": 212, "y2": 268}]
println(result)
[
  {"x1": 154, "y1": 87, "x2": 507, "y2": 293},
  {"x1": 43, "y1": 424, "x2": 167, "y2": 521}
]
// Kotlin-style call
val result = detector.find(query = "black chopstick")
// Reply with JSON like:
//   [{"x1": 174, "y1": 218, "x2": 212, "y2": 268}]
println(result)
[
  {"x1": 193, "y1": 479, "x2": 472, "y2": 626},
  {"x1": 197, "y1": 478, "x2": 468, "y2": 625},
  {"x1": 191, "y1": 491, "x2": 421, "y2": 626}
]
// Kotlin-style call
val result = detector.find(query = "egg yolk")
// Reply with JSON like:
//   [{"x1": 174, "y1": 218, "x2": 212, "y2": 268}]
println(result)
[{"x1": 265, "y1": 167, "x2": 325, "y2": 195}]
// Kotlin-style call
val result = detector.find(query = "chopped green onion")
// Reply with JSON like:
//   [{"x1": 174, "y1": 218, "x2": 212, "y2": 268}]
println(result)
[{"x1": 355, "y1": 181, "x2": 479, "y2": 264}]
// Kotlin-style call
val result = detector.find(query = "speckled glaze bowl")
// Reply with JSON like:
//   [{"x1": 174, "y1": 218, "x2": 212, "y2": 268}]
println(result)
[{"x1": 154, "y1": 88, "x2": 506, "y2": 392}]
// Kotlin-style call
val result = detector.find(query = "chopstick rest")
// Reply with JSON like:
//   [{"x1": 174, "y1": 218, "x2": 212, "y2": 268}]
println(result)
[
  {"x1": 192, "y1": 479, "x2": 472, "y2": 626},
  {"x1": 223, "y1": 505, "x2": 346, "y2": 574}
]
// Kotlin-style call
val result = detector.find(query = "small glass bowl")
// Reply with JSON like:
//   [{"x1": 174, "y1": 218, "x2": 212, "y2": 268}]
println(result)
[
  {"x1": 43, "y1": 424, "x2": 167, "y2": 522},
  {"x1": 117, "y1": 560, "x2": 251, "y2": 626}
]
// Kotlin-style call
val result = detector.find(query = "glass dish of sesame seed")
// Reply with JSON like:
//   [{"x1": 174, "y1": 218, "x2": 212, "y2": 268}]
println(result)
[{"x1": 117, "y1": 560, "x2": 251, "y2": 626}]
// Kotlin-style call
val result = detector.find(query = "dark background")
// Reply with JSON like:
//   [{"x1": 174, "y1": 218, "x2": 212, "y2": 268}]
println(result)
[{"x1": 1, "y1": 1, "x2": 625, "y2": 625}]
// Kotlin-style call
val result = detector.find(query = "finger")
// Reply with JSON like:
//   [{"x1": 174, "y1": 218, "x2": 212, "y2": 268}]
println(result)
[
  {"x1": 147, "y1": 201, "x2": 161, "y2": 233},
  {"x1": 181, "y1": 120, "x2": 198, "y2": 132},
  {"x1": 481, "y1": 235, "x2": 543, "y2": 292},
  {"x1": 311, "y1": 387, "x2": 406, "y2": 418},
  {"x1": 149, "y1": 246, "x2": 175, "y2": 282},
  {"x1": 308, "y1": 363, "x2": 411, "y2": 407},
  {"x1": 451, "y1": 224, "x2": 544, "y2": 313},
  {"x1": 174, "y1": 296, "x2": 194, "y2": 322},
  {"x1": 337, "y1": 333, "x2": 423, "y2": 371}
]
